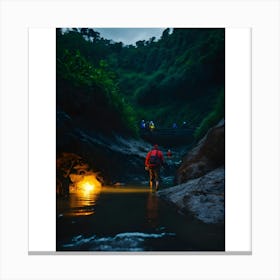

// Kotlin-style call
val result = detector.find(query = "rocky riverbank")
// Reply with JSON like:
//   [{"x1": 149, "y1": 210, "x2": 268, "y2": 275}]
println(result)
[{"x1": 158, "y1": 119, "x2": 225, "y2": 224}]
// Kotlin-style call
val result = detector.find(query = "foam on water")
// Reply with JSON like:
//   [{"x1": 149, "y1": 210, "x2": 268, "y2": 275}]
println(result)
[{"x1": 63, "y1": 231, "x2": 176, "y2": 251}]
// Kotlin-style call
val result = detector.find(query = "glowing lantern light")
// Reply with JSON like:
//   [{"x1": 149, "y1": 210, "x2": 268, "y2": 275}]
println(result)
[
  {"x1": 83, "y1": 182, "x2": 95, "y2": 192},
  {"x1": 66, "y1": 173, "x2": 102, "y2": 217},
  {"x1": 76, "y1": 174, "x2": 102, "y2": 194}
]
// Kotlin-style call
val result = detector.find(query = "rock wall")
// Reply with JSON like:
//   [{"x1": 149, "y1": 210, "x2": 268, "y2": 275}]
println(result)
[
  {"x1": 158, "y1": 119, "x2": 225, "y2": 224},
  {"x1": 176, "y1": 119, "x2": 225, "y2": 184},
  {"x1": 57, "y1": 111, "x2": 152, "y2": 186}
]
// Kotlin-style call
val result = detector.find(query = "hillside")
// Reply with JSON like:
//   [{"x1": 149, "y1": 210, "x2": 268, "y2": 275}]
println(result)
[{"x1": 56, "y1": 28, "x2": 225, "y2": 140}]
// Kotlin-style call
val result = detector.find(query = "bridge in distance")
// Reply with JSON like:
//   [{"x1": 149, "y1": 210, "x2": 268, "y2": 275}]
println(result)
[{"x1": 140, "y1": 128, "x2": 194, "y2": 147}]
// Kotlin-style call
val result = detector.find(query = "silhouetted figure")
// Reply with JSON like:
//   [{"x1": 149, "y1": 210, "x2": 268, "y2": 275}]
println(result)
[
  {"x1": 145, "y1": 144, "x2": 164, "y2": 191},
  {"x1": 149, "y1": 121, "x2": 155, "y2": 132},
  {"x1": 167, "y1": 149, "x2": 172, "y2": 158},
  {"x1": 140, "y1": 120, "x2": 146, "y2": 129},
  {"x1": 172, "y1": 122, "x2": 177, "y2": 129},
  {"x1": 182, "y1": 121, "x2": 187, "y2": 128}
]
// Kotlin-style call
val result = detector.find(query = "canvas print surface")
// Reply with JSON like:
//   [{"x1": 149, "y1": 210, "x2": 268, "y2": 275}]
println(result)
[{"x1": 56, "y1": 28, "x2": 225, "y2": 251}]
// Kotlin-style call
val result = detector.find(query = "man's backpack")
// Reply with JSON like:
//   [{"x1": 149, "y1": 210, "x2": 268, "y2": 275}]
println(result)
[{"x1": 149, "y1": 150, "x2": 161, "y2": 167}]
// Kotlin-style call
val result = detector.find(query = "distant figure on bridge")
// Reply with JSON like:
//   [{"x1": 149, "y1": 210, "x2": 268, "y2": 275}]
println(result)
[
  {"x1": 172, "y1": 122, "x2": 177, "y2": 129},
  {"x1": 182, "y1": 121, "x2": 187, "y2": 128},
  {"x1": 145, "y1": 144, "x2": 164, "y2": 191},
  {"x1": 149, "y1": 121, "x2": 155, "y2": 132},
  {"x1": 140, "y1": 120, "x2": 146, "y2": 129},
  {"x1": 167, "y1": 149, "x2": 172, "y2": 158},
  {"x1": 165, "y1": 149, "x2": 173, "y2": 170}
]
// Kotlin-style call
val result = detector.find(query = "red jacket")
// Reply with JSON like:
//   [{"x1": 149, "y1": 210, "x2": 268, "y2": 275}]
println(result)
[{"x1": 145, "y1": 149, "x2": 164, "y2": 168}]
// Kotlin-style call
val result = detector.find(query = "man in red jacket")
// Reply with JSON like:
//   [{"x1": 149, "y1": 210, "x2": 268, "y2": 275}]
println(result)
[{"x1": 145, "y1": 144, "x2": 164, "y2": 191}]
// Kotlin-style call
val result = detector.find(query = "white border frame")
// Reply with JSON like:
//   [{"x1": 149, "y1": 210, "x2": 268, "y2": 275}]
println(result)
[
  {"x1": 1, "y1": 0, "x2": 279, "y2": 279},
  {"x1": 28, "y1": 27, "x2": 252, "y2": 254}
]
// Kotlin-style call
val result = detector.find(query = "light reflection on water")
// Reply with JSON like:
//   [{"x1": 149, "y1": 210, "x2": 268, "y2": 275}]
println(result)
[
  {"x1": 59, "y1": 185, "x2": 154, "y2": 217},
  {"x1": 100, "y1": 186, "x2": 151, "y2": 194},
  {"x1": 59, "y1": 174, "x2": 102, "y2": 216},
  {"x1": 67, "y1": 189, "x2": 100, "y2": 216},
  {"x1": 146, "y1": 192, "x2": 159, "y2": 228},
  {"x1": 57, "y1": 185, "x2": 225, "y2": 251},
  {"x1": 57, "y1": 185, "x2": 164, "y2": 250}
]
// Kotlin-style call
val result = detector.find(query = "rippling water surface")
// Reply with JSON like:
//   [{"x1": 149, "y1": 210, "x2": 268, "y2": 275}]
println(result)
[{"x1": 56, "y1": 185, "x2": 224, "y2": 251}]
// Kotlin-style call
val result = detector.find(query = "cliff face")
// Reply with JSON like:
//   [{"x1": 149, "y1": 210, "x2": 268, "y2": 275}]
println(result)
[{"x1": 158, "y1": 119, "x2": 225, "y2": 224}]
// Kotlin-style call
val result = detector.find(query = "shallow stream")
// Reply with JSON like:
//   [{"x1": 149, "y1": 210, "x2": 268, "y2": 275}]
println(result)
[{"x1": 56, "y1": 185, "x2": 224, "y2": 252}]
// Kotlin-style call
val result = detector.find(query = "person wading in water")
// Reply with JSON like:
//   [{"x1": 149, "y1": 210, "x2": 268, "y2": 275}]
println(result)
[{"x1": 145, "y1": 144, "x2": 164, "y2": 191}]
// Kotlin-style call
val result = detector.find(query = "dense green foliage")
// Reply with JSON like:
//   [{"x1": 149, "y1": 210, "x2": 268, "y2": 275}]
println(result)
[
  {"x1": 57, "y1": 28, "x2": 225, "y2": 138},
  {"x1": 194, "y1": 88, "x2": 225, "y2": 140},
  {"x1": 57, "y1": 30, "x2": 137, "y2": 135}
]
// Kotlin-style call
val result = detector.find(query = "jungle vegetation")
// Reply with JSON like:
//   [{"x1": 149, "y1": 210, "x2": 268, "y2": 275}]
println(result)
[{"x1": 56, "y1": 28, "x2": 225, "y2": 139}]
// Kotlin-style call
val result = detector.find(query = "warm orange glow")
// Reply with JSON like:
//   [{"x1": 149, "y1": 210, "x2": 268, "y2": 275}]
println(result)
[
  {"x1": 100, "y1": 186, "x2": 150, "y2": 194},
  {"x1": 76, "y1": 175, "x2": 102, "y2": 194},
  {"x1": 83, "y1": 182, "x2": 94, "y2": 192},
  {"x1": 65, "y1": 174, "x2": 102, "y2": 217}
]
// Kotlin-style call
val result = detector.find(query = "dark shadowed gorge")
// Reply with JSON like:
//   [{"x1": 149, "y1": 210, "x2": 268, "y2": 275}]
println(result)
[{"x1": 56, "y1": 28, "x2": 225, "y2": 251}]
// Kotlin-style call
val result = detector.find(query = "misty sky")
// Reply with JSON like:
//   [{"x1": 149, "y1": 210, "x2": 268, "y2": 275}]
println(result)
[{"x1": 93, "y1": 28, "x2": 166, "y2": 45}]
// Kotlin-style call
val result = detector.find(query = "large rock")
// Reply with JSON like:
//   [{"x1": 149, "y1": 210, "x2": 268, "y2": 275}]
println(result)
[
  {"x1": 176, "y1": 119, "x2": 225, "y2": 184},
  {"x1": 158, "y1": 119, "x2": 225, "y2": 224},
  {"x1": 158, "y1": 167, "x2": 225, "y2": 224}
]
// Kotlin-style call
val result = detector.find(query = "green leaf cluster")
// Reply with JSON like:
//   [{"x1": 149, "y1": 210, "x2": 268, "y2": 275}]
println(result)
[{"x1": 57, "y1": 48, "x2": 137, "y2": 135}]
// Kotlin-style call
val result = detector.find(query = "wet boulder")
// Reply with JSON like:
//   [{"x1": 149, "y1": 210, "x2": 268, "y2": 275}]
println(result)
[
  {"x1": 158, "y1": 119, "x2": 225, "y2": 224},
  {"x1": 158, "y1": 167, "x2": 225, "y2": 224},
  {"x1": 176, "y1": 119, "x2": 225, "y2": 184}
]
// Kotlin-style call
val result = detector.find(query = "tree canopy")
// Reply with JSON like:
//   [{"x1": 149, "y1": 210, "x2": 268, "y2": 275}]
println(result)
[{"x1": 56, "y1": 28, "x2": 225, "y2": 138}]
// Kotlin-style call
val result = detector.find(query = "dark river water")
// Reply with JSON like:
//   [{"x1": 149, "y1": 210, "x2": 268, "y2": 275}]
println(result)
[{"x1": 56, "y1": 185, "x2": 224, "y2": 252}]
